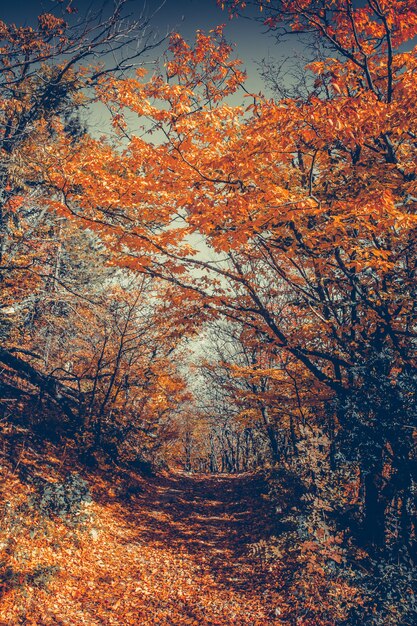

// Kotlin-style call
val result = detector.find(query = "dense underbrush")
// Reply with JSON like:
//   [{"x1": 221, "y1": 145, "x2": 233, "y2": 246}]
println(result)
[{"x1": 253, "y1": 466, "x2": 417, "y2": 626}]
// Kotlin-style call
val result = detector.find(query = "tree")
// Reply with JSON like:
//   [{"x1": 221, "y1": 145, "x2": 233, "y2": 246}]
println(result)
[
  {"x1": 95, "y1": 2, "x2": 417, "y2": 555},
  {"x1": 0, "y1": 3, "x2": 198, "y2": 469},
  {"x1": 0, "y1": 1, "x2": 166, "y2": 417}
]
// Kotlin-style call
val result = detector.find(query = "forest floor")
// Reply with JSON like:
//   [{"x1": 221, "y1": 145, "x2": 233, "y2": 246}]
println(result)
[{"x1": 1, "y1": 449, "x2": 284, "y2": 625}]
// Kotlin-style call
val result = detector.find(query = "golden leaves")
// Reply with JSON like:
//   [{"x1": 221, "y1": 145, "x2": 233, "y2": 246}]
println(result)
[{"x1": 37, "y1": 13, "x2": 66, "y2": 33}]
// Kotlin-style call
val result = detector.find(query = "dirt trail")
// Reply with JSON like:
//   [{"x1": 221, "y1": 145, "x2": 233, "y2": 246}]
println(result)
[
  {"x1": 2, "y1": 470, "x2": 284, "y2": 625},
  {"x1": 95, "y1": 471, "x2": 282, "y2": 625}
]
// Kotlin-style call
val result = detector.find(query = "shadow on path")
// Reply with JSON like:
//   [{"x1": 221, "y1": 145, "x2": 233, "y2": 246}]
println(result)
[{"x1": 119, "y1": 471, "x2": 278, "y2": 596}]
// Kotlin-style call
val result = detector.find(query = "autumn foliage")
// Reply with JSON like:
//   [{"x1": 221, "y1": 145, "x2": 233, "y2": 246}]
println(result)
[{"x1": 1, "y1": 0, "x2": 417, "y2": 624}]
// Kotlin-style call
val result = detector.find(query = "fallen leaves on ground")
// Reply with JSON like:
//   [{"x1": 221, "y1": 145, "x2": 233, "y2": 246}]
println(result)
[{"x1": 1, "y1": 463, "x2": 285, "y2": 625}]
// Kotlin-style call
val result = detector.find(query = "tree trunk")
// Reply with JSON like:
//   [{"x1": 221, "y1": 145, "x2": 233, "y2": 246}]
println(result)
[{"x1": 362, "y1": 460, "x2": 386, "y2": 549}]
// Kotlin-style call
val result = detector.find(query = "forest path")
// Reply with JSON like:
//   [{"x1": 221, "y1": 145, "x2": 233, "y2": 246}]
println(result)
[{"x1": 83, "y1": 471, "x2": 283, "y2": 625}]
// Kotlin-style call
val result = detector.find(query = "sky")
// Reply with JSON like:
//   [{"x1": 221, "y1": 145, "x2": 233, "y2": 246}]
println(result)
[{"x1": 1, "y1": 0, "x2": 299, "y2": 95}]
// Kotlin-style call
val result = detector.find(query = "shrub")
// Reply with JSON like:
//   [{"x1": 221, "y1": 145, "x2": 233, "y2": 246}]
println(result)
[{"x1": 30, "y1": 473, "x2": 91, "y2": 525}]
